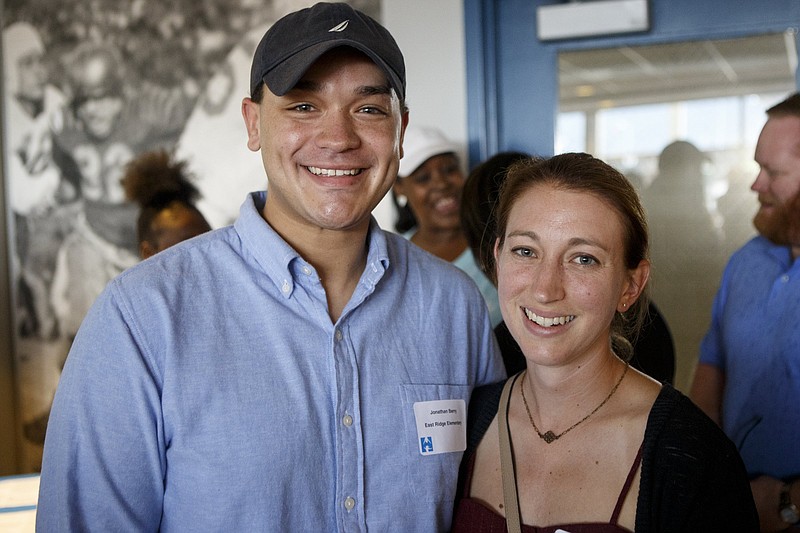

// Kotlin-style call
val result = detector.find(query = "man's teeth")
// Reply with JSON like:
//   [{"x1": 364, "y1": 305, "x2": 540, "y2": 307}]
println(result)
[
  {"x1": 307, "y1": 166, "x2": 361, "y2": 176},
  {"x1": 524, "y1": 308, "x2": 575, "y2": 327}
]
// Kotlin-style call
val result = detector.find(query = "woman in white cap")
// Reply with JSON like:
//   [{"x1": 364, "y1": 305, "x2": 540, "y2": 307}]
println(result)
[{"x1": 393, "y1": 125, "x2": 502, "y2": 325}]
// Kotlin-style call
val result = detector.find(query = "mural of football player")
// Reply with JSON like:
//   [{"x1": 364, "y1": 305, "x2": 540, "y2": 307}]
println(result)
[{"x1": 50, "y1": 41, "x2": 195, "y2": 339}]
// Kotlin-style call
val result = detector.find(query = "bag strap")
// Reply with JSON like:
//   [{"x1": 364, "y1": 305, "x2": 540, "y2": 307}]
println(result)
[{"x1": 498, "y1": 373, "x2": 523, "y2": 533}]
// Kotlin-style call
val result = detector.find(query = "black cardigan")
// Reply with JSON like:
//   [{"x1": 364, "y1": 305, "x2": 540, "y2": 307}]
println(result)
[{"x1": 454, "y1": 381, "x2": 759, "y2": 532}]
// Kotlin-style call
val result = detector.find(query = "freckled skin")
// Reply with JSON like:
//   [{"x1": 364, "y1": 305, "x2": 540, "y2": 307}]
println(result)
[{"x1": 495, "y1": 184, "x2": 646, "y2": 370}]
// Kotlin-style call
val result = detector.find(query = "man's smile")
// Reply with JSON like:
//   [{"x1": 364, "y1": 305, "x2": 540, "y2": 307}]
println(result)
[{"x1": 306, "y1": 166, "x2": 363, "y2": 177}]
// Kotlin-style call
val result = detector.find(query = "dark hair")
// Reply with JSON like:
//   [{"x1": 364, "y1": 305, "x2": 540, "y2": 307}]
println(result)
[
  {"x1": 391, "y1": 190, "x2": 417, "y2": 233},
  {"x1": 121, "y1": 149, "x2": 205, "y2": 246},
  {"x1": 766, "y1": 92, "x2": 800, "y2": 118},
  {"x1": 494, "y1": 153, "x2": 650, "y2": 359},
  {"x1": 461, "y1": 151, "x2": 531, "y2": 281},
  {"x1": 251, "y1": 82, "x2": 265, "y2": 104}
]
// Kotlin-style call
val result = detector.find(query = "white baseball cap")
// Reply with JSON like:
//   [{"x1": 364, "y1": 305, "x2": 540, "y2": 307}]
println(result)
[{"x1": 398, "y1": 125, "x2": 461, "y2": 178}]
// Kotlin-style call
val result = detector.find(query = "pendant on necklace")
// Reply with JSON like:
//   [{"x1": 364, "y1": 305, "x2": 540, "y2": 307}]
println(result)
[
  {"x1": 542, "y1": 431, "x2": 558, "y2": 443},
  {"x1": 519, "y1": 362, "x2": 630, "y2": 444}
]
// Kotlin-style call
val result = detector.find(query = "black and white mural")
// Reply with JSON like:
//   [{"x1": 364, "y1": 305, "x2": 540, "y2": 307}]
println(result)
[{"x1": 2, "y1": 0, "x2": 380, "y2": 471}]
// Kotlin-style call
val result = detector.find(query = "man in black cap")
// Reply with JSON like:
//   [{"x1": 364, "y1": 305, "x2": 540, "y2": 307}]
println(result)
[{"x1": 37, "y1": 3, "x2": 505, "y2": 531}]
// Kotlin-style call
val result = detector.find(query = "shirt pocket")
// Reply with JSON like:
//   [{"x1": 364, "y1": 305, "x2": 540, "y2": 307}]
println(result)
[{"x1": 400, "y1": 383, "x2": 471, "y2": 501}]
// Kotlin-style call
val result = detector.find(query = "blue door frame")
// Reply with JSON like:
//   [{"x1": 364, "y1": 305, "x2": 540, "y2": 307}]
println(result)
[{"x1": 464, "y1": 0, "x2": 800, "y2": 168}]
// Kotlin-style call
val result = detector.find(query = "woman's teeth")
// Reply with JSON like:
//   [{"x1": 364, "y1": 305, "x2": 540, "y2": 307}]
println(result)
[{"x1": 524, "y1": 308, "x2": 575, "y2": 327}]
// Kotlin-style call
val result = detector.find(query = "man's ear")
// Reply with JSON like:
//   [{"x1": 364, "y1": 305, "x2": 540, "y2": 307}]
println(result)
[
  {"x1": 241, "y1": 98, "x2": 261, "y2": 152},
  {"x1": 398, "y1": 110, "x2": 409, "y2": 161}
]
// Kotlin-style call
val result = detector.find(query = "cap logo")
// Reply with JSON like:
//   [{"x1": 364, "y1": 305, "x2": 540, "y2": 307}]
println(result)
[{"x1": 329, "y1": 20, "x2": 350, "y2": 32}]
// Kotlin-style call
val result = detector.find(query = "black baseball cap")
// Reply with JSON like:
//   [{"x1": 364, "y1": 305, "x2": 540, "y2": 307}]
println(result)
[{"x1": 250, "y1": 2, "x2": 406, "y2": 101}]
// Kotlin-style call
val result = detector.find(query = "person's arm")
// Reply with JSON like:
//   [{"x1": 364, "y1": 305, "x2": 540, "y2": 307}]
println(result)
[
  {"x1": 689, "y1": 362, "x2": 724, "y2": 425},
  {"x1": 37, "y1": 282, "x2": 165, "y2": 531},
  {"x1": 691, "y1": 255, "x2": 732, "y2": 426},
  {"x1": 752, "y1": 476, "x2": 800, "y2": 533}
]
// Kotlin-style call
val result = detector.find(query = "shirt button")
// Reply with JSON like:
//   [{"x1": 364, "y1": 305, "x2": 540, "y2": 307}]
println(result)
[
  {"x1": 281, "y1": 280, "x2": 290, "y2": 293},
  {"x1": 344, "y1": 497, "x2": 356, "y2": 511},
  {"x1": 335, "y1": 330, "x2": 343, "y2": 341},
  {"x1": 342, "y1": 414, "x2": 353, "y2": 427},
  {"x1": 302, "y1": 266, "x2": 312, "y2": 275},
  {"x1": 782, "y1": 274, "x2": 790, "y2": 283}
]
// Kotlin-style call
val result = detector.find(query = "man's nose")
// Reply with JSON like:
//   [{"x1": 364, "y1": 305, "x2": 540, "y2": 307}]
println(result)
[{"x1": 317, "y1": 111, "x2": 360, "y2": 152}]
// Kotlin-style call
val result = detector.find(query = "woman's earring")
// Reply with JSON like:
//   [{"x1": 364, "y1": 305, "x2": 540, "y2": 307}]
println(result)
[{"x1": 397, "y1": 194, "x2": 408, "y2": 207}]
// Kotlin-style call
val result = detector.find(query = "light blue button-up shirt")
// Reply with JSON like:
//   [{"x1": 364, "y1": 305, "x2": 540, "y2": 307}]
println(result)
[{"x1": 38, "y1": 192, "x2": 505, "y2": 532}]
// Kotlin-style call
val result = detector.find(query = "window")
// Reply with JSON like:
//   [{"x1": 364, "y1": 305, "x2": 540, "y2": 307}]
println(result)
[{"x1": 557, "y1": 33, "x2": 796, "y2": 390}]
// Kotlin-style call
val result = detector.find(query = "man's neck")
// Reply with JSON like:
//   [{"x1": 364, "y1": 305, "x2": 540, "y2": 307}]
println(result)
[
  {"x1": 306, "y1": 229, "x2": 369, "y2": 323},
  {"x1": 263, "y1": 207, "x2": 370, "y2": 323}
]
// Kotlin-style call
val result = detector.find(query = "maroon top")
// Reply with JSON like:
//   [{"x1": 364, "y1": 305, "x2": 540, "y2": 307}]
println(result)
[{"x1": 451, "y1": 444, "x2": 643, "y2": 533}]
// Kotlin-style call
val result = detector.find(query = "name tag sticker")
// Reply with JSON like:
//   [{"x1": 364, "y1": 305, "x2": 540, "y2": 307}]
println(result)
[{"x1": 413, "y1": 399, "x2": 466, "y2": 455}]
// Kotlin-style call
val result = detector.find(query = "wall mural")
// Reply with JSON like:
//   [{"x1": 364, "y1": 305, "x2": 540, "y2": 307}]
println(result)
[{"x1": 2, "y1": 0, "x2": 379, "y2": 472}]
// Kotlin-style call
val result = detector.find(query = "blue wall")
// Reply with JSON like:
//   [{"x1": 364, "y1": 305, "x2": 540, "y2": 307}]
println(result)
[{"x1": 464, "y1": 0, "x2": 800, "y2": 167}]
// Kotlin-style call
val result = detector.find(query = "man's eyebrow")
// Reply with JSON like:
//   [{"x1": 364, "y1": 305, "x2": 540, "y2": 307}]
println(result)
[{"x1": 358, "y1": 84, "x2": 391, "y2": 97}]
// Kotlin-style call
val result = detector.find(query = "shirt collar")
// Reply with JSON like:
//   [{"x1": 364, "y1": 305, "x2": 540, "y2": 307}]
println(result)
[{"x1": 234, "y1": 191, "x2": 390, "y2": 298}]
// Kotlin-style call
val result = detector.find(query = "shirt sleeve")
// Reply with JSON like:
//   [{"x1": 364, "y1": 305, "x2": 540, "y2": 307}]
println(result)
[{"x1": 37, "y1": 281, "x2": 165, "y2": 531}]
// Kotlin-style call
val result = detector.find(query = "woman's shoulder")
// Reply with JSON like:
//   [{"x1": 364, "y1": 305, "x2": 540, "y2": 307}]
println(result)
[
  {"x1": 638, "y1": 385, "x2": 759, "y2": 530},
  {"x1": 649, "y1": 385, "x2": 717, "y2": 430},
  {"x1": 646, "y1": 385, "x2": 729, "y2": 444},
  {"x1": 642, "y1": 383, "x2": 747, "y2": 473}
]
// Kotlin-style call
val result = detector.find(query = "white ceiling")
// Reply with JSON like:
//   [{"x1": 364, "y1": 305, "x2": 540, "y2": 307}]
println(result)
[{"x1": 558, "y1": 31, "x2": 797, "y2": 111}]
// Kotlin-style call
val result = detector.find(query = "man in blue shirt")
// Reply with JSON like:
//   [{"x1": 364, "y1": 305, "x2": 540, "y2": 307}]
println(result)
[
  {"x1": 691, "y1": 92, "x2": 800, "y2": 532},
  {"x1": 36, "y1": 4, "x2": 505, "y2": 531}
]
